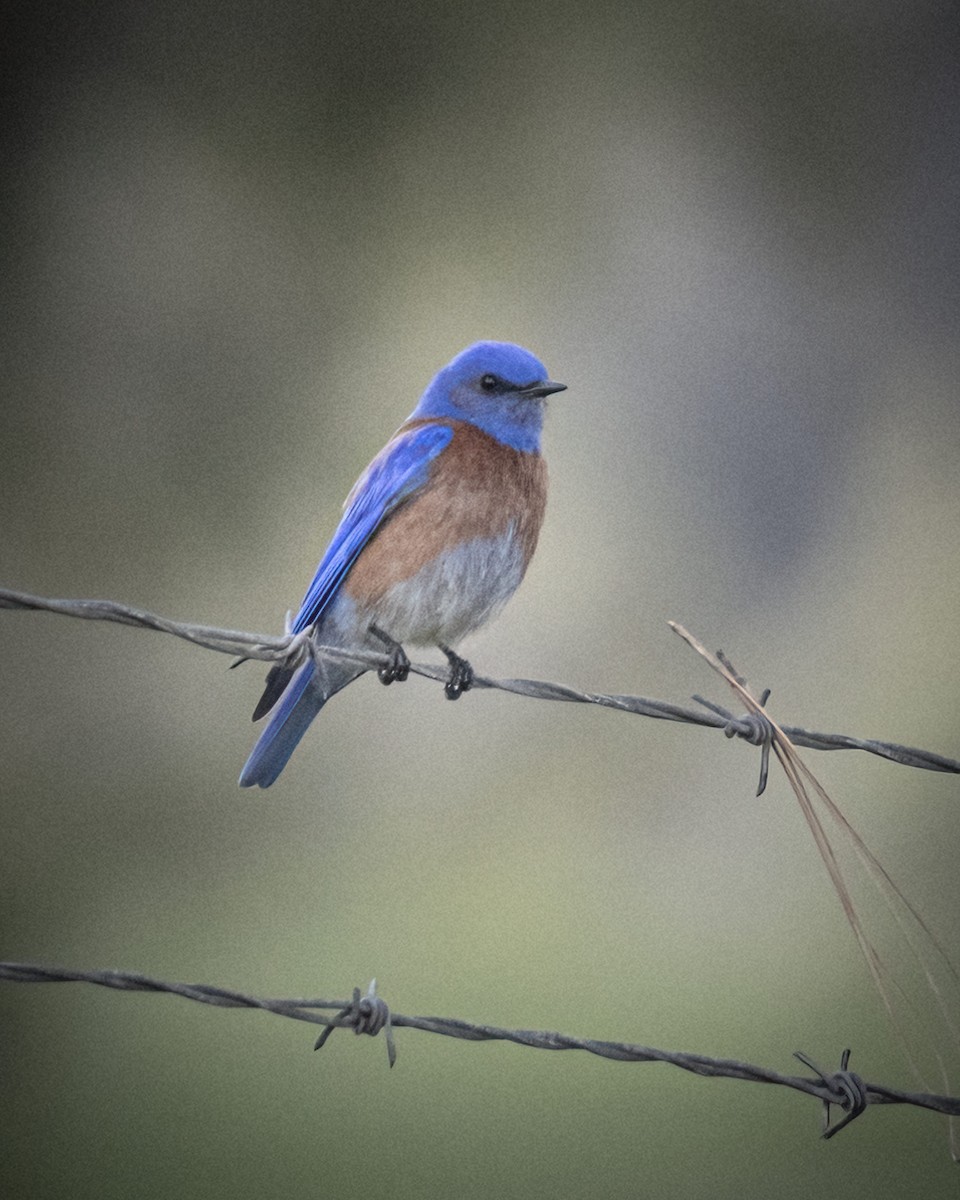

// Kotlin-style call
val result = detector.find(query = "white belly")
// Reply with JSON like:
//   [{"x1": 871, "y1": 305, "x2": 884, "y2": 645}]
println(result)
[{"x1": 366, "y1": 526, "x2": 527, "y2": 646}]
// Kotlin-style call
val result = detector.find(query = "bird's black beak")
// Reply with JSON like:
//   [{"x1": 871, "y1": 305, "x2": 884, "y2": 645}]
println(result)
[{"x1": 520, "y1": 380, "x2": 567, "y2": 399}]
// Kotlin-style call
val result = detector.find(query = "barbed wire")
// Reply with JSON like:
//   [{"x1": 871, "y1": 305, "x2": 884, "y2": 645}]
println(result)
[
  {"x1": 1, "y1": 587, "x2": 957, "y2": 777},
  {"x1": 4, "y1": 588, "x2": 959, "y2": 1154},
  {"x1": 3, "y1": 961, "x2": 958, "y2": 1137}
]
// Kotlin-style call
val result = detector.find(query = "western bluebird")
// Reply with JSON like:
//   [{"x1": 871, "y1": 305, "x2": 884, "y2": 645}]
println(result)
[{"x1": 239, "y1": 341, "x2": 565, "y2": 788}]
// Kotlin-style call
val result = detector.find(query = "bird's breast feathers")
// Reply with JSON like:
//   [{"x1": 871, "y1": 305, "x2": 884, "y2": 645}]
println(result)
[{"x1": 343, "y1": 418, "x2": 547, "y2": 643}]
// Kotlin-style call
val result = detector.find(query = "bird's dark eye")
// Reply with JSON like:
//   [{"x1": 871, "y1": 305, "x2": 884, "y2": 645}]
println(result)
[{"x1": 480, "y1": 373, "x2": 499, "y2": 392}]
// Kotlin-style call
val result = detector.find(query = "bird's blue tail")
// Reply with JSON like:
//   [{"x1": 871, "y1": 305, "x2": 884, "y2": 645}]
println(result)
[{"x1": 239, "y1": 655, "x2": 363, "y2": 788}]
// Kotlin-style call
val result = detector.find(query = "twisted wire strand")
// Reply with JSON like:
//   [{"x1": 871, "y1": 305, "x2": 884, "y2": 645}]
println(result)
[
  {"x1": 1, "y1": 587, "x2": 956, "y2": 775},
  {"x1": 3, "y1": 961, "x2": 958, "y2": 1125}
]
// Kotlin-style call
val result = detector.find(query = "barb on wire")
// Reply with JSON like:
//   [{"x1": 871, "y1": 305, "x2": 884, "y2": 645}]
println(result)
[
  {"x1": 1, "y1": 587, "x2": 956, "y2": 776},
  {"x1": 670, "y1": 622, "x2": 960, "y2": 1160},
  {"x1": 314, "y1": 979, "x2": 397, "y2": 1067},
  {"x1": 2, "y1": 961, "x2": 959, "y2": 1135},
  {"x1": 5, "y1": 589, "x2": 959, "y2": 1153},
  {"x1": 794, "y1": 1049, "x2": 870, "y2": 1139}
]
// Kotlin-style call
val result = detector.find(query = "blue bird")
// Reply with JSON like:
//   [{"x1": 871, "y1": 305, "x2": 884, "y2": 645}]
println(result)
[{"x1": 239, "y1": 341, "x2": 565, "y2": 788}]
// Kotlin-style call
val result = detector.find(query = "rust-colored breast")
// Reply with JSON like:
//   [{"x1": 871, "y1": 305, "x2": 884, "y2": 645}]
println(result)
[{"x1": 344, "y1": 419, "x2": 547, "y2": 607}]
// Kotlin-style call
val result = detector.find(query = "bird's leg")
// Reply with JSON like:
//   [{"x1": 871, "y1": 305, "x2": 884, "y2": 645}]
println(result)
[
  {"x1": 438, "y1": 643, "x2": 473, "y2": 700},
  {"x1": 369, "y1": 624, "x2": 410, "y2": 686}
]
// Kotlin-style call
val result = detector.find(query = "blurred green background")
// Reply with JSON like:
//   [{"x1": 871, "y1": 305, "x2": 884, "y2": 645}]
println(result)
[{"x1": 3, "y1": 1, "x2": 959, "y2": 1196}]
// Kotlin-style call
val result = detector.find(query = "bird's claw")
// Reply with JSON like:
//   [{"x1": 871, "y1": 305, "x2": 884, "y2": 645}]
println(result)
[
  {"x1": 440, "y1": 645, "x2": 473, "y2": 700},
  {"x1": 377, "y1": 644, "x2": 410, "y2": 686},
  {"x1": 369, "y1": 625, "x2": 410, "y2": 686}
]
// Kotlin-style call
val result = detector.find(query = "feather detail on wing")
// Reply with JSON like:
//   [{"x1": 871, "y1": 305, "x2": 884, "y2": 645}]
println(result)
[{"x1": 290, "y1": 421, "x2": 454, "y2": 634}]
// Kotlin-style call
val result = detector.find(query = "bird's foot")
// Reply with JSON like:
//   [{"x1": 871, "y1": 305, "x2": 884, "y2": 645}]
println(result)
[
  {"x1": 370, "y1": 625, "x2": 410, "y2": 686},
  {"x1": 439, "y1": 644, "x2": 473, "y2": 700}
]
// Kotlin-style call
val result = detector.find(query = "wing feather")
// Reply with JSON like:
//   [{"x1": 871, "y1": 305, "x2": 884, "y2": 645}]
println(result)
[{"x1": 291, "y1": 421, "x2": 453, "y2": 633}]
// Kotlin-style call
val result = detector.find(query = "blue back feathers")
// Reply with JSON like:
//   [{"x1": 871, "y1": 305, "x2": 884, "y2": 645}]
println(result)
[{"x1": 293, "y1": 422, "x2": 453, "y2": 633}]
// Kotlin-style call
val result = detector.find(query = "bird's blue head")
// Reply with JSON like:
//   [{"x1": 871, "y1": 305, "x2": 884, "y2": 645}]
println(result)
[{"x1": 411, "y1": 341, "x2": 565, "y2": 453}]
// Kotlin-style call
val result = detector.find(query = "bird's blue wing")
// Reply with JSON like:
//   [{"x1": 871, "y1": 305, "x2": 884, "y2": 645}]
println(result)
[{"x1": 291, "y1": 421, "x2": 453, "y2": 633}]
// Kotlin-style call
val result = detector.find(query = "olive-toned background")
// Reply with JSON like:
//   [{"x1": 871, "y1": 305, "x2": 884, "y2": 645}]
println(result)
[{"x1": 3, "y1": 2, "x2": 959, "y2": 1197}]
